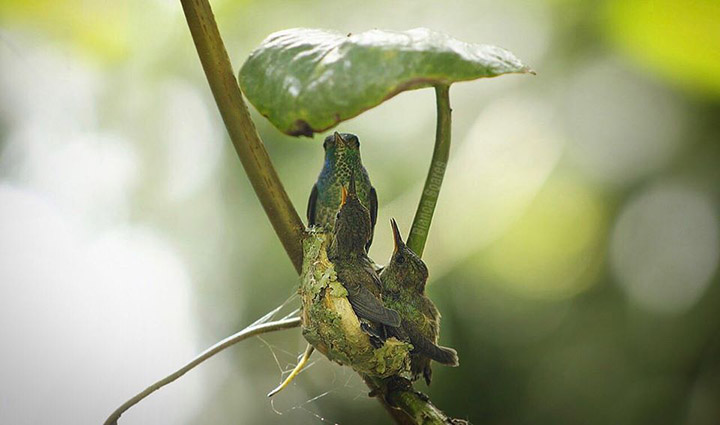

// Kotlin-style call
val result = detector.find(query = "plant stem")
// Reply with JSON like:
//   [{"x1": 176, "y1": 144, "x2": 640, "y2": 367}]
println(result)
[
  {"x1": 103, "y1": 317, "x2": 301, "y2": 425},
  {"x1": 179, "y1": 2, "x2": 458, "y2": 424},
  {"x1": 180, "y1": 0, "x2": 305, "y2": 273},
  {"x1": 407, "y1": 84, "x2": 451, "y2": 258}
]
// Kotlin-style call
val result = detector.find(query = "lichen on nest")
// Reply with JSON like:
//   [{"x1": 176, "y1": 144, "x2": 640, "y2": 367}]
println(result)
[{"x1": 299, "y1": 228, "x2": 412, "y2": 379}]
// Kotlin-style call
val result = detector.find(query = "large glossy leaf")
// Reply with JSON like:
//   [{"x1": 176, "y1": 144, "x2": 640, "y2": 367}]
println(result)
[{"x1": 239, "y1": 28, "x2": 532, "y2": 136}]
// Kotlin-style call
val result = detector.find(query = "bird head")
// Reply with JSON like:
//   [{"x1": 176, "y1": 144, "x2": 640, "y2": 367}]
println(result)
[
  {"x1": 323, "y1": 132, "x2": 361, "y2": 164},
  {"x1": 387, "y1": 218, "x2": 429, "y2": 291},
  {"x1": 332, "y1": 172, "x2": 372, "y2": 256}
]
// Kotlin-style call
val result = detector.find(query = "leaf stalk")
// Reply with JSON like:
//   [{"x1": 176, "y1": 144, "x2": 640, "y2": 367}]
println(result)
[{"x1": 407, "y1": 84, "x2": 452, "y2": 257}]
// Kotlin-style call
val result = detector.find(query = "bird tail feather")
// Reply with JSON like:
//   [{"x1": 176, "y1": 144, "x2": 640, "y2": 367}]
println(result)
[{"x1": 430, "y1": 345, "x2": 459, "y2": 366}]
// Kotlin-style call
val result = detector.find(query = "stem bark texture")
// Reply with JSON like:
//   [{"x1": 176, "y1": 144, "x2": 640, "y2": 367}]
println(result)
[{"x1": 181, "y1": 0, "x2": 306, "y2": 272}]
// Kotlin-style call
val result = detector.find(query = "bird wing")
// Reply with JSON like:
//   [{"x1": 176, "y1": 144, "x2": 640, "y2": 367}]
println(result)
[
  {"x1": 346, "y1": 284, "x2": 401, "y2": 327},
  {"x1": 365, "y1": 186, "x2": 378, "y2": 251},
  {"x1": 403, "y1": 319, "x2": 459, "y2": 366},
  {"x1": 369, "y1": 186, "x2": 378, "y2": 228},
  {"x1": 307, "y1": 183, "x2": 318, "y2": 227},
  {"x1": 386, "y1": 321, "x2": 409, "y2": 341},
  {"x1": 363, "y1": 259, "x2": 384, "y2": 291}
]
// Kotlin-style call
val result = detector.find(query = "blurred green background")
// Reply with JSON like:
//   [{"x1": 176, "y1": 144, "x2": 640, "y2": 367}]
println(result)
[{"x1": 1, "y1": 0, "x2": 719, "y2": 424}]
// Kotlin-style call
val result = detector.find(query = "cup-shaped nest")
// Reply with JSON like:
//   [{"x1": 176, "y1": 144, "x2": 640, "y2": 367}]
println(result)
[{"x1": 299, "y1": 229, "x2": 412, "y2": 379}]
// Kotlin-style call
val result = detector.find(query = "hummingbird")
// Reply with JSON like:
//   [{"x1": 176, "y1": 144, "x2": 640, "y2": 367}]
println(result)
[
  {"x1": 380, "y1": 219, "x2": 459, "y2": 385},
  {"x1": 328, "y1": 176, "x2": 400, "y2": 344},
  {"x1": 308, "y1": 132, "x2": 378, "y2": 251}
]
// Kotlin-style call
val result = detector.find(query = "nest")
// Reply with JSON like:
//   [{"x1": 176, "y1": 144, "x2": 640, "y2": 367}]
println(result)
[{"x1": 299, "y1": 229, "x2": 412, "y2": 379}]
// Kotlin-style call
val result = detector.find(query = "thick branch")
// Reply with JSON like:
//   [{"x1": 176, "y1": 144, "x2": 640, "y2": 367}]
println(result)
[
  {"x1": 180, "y1": 0, "x2": 305, "y2": 273},
  {"x1": 103, "y1": 317, "x2": 301, "y2": 425},
  {"x1": 362, "y1": 376, "x2": 416, "y2": 425},
  {"x1": 407, "y1": 85, "x2": 452, "y2": 257},
  {"x1": 365, "y1": 376, "x2": 463, "y2": 425},
  {"x1": 389, "y1": 390, "x2": 457, "y2": 424}
]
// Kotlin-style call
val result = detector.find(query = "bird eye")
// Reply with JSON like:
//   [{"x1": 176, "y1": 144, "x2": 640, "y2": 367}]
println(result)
[
  {"x1": 396, "y1": 255, "x2": 405, "y2": 265},
  {"x1": 351, "y1": 137, "x2": 360, "y2": 149}
]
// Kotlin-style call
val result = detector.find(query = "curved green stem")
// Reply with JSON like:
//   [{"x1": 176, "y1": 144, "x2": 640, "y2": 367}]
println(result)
[
  {"x1": 103, "y1": 317, "x2": 301, "y2": 425},
  {"x1": 407, "y1": 84, "x2": 451, "y2": 257},
  {"x1": 180, "y1": 0, "x2": 305, "y2": 273}
]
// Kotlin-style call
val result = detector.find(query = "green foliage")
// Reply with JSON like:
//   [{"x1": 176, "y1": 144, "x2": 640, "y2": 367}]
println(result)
[{"x1": 239, "y1": 28, "x2": 531, "y2": 136}]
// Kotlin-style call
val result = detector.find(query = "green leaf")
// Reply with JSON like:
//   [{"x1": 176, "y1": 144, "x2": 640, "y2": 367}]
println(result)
[{"x1": 239, "y1": 28, "x2": 533, "y2": 136}]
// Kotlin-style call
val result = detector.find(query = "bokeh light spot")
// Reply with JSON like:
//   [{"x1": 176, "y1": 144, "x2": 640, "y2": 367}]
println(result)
[
  {"x1": 563, "y1": 59, "x2": 685, "y2": 186},
  {"x1": 479, "y1": 176, "x2": 606, "y2": 299},
  {"x1": 417, "y1": 95, "x2": 564, "y2": 277},
  {"x1": 610, "y1": 183, "x2": 719, "y2": 314}
]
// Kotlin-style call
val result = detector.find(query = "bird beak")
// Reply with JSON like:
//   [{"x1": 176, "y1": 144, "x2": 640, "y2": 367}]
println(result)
[
  {"x1": 334, "y1": 131, "x2": 346, "y2": 147},
  {"x1": 390, "y1": 218, "x2": 403, "y2": 253},
  {"x1": 340, "y1": 185, "x2": 348, "y2": 206}
]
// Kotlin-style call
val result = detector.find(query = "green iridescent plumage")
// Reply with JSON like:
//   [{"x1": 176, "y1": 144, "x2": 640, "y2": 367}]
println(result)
[
  {"x1": 328, "y1": 176, "x2": 400, "y2": 343},
  {"x1": 380, "y1": 219, "x2": 459, "y2": 385},
  {"x1": 308, "y1": 132, "x2": 378, "y2": 250}
]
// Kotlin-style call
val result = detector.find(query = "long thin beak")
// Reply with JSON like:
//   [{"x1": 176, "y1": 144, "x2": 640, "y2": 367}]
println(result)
[
  {"x1": 390, "y1": 218, "x2": 403, "y2": 253},
  {"x1": 340, "y1": 185, "x2": 348, "y2": 206},
  {"x1": 334, "y1": 131, "x2": 346, "y2": 147}
]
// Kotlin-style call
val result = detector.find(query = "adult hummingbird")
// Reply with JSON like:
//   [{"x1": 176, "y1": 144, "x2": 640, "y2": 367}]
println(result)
[
  {"x1": 328, "y1": 176, "x2": 400, "y2": 344},
  {"x1": 380, "y1": 219, "x2": 459, "y2": 385},
  {"x1": 308, "y1": 132, "x2": 378, "y2": 251}
]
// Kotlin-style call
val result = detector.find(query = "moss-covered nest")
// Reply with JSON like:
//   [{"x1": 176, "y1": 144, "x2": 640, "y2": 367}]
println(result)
[{"x1": 299, "y1": 229, "x2": 412, "y2": 379}]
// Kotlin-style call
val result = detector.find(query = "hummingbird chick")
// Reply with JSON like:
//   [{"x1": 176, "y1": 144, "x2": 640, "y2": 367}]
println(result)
[
  {"x1": 308, "y1": 132, "x2": 378, "y2": 251},
  {"x1": 380, "y1": 219, "x2": 459, "y2": 385},
  {"x1": 328, "y1": 175, "x2": 400, "y2": 346}
]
